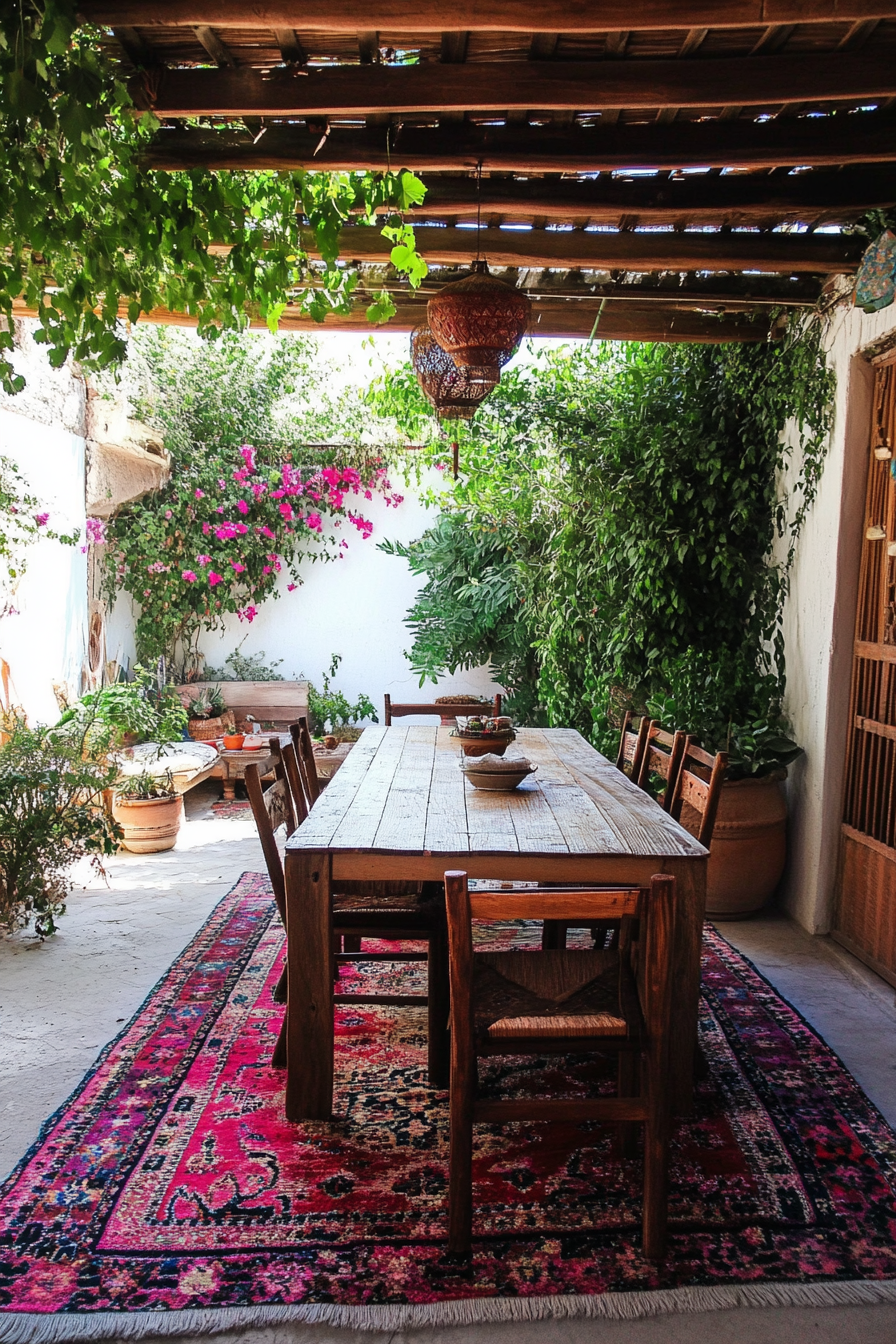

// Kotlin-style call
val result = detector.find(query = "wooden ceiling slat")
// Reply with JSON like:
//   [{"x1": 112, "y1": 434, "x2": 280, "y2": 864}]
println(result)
[
  {"x1": 144, "y1": 109, "x2": 896, "y2": 172},
  {"x1": 143, "y1": 54, "x2": 896, "y2": 116},
  {"x1": 192, "y1": 25, "x2": 236, "y2": 67},
  {"x1": 407, "y1": 166, "x2": 896, "y2": 220},
  {"x1": 273, "y1": 27, "x2": 306, "y2": 64},
  {"x1": 78, "y1": 3, "x2": 896, "y2": 34},
  {"x1": 308, "y1": 222, "x2": 861, "y2": 271}
]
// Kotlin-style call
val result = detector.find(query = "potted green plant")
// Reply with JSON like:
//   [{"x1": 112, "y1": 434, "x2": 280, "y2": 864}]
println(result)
[
  {"x1": 306, "y1": 654, "x2": 377, "y2": 743},
  {"x1": 58, "y1": 665, "x2": 188, "y2": 752},
  {"x1": 0, "y1": 714, "x2": 121, "y2": 938},
  {"x1": 185, "y1": 684, "x2": 234, "y2": 741},
  {"x1": 648, "y1": 674, "x2": 803, "y2": 920},
  {"x1": 112, "y1": 768, "x2": 182, "y2": 854}
]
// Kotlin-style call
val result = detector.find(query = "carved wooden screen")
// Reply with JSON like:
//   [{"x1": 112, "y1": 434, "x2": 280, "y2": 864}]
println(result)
[{"x1": 834, "y1": 355, "x2": 896, "y2": 983}]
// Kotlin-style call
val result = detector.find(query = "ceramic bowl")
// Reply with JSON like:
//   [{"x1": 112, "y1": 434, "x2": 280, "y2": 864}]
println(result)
[
  {"x1": 221, "y1": 733, "x2": 245, "y2": 751},
  {"x1": 462, "y1": 762, "x2": 537, "y2": 791}
]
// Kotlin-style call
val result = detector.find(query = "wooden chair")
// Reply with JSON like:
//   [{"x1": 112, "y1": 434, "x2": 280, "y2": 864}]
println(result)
[
  {"x1": 668, "y1": 741, "x2": 729, "y2": 848},
  {"x1": 289, "y1": 716, "x2": 320, "y2": 806},
  {"x1": 615, "y1": 711, "x2": 652, "y2": 782},
  {"x1": 444, "y1": 871, "x2": 676, "y2": 1259},
  {"x1": 637, "y1": 725, "x2": 689, "y2": 810},
  {"x1": 246, "y1": 751, "x2": 451, "y2": 1087},
  {"x1": 384, "y1": 693, "x2": 502, "y2": 726}
]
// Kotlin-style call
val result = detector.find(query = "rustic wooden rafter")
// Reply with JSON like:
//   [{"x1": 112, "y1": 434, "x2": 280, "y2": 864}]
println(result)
[
  {"x1": 403, "y1": 167, "x2": 896, "y2": 223},
  {"x1": 143, "y1": 110, "x2": 896, "y2": 174},
  {"x1": 141, "y1": 53, "x2": 896, "y2": 118},
  {"x1": 306, "y1": 223, "x2": 862, "y2": 272},
  {"x1": 78, "y1": 2, "x2": 896, "y2": 34}
]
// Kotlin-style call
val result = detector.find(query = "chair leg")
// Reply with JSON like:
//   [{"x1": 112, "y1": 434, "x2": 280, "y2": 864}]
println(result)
[
  {"x1": 448, "y1": 1051, "x2": 475, "y2": 1256},
  {"x1": 272, "y1": 963, "x2": 288, "y2": 1005},
  {"x1": 271, "y1": 1012, "x2": 288, "y2": 1069},
  {"x1": 617, "y1": 1050, "x2": 639, "y2": 1159},
  {"x1": 427, "y1": 926, "x2": 450, "y2": 1089},
  {"x1": 642, "y1": 1050, "x2": 669, "y2": 1261},
  {"x1": 541, "y1": 919, "x2": 568, "y2": 950}
]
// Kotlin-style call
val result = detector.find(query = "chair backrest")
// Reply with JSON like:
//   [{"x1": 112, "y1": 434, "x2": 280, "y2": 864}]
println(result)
[
  {"x1": 637, "y1": 725, "x2": 689, "y2": 809},
  {"x1": 444, "y1": 870, "x2": 676, "y2": 1046},
  {"x1": 269, "y1": 735, "x2": 309, "y2": 826},
  {"x1": 669, "y1": 742, "x2": 728, "y2": 847},
  {"x1": 289, "y1": 716, "x2": 320, "y2": 806},
  {"x1": 384, "y1": 693, "x2": 502, "y2": 727},
  {"x1": 616, "y1": 712, "x2": 652, "y2": 781},
  {"x1": 245, "y1": 761, "x2": 292, "y2": 921}
]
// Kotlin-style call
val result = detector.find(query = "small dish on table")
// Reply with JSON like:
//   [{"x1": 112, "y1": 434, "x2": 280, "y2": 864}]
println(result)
[{"x1": 461, "y1": 753, "x2": 537, "y2": 791}]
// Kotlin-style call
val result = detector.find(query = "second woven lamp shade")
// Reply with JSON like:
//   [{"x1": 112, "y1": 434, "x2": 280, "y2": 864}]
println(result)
[
  {"x1": 411, "y1": 326, "x2": 496, "y2": 421},
  {"x1": 427, "y1": 260, "x2": 531, "y2": 374}
]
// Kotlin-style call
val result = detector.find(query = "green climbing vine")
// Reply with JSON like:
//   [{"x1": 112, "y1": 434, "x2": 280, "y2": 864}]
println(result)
[
  {"x1": 371, "y1": 321, "x2": 835, "y2": 773},
  {"x1": 0, "y1": 1, "x2": 427, "y2": 394}
]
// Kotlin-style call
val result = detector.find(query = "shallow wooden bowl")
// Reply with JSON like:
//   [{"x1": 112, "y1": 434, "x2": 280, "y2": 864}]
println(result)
[{"x1": 462, "y1": 762, "x2": 536, "y2": 790}]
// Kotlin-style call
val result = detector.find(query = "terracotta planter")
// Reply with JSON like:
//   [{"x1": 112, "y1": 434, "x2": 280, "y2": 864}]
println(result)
[
  {"x1": 702, "y1": 775, "x2": 788, "y2": 920},
  {"x1": 112, "y1": 794, "x2": 183, "y2": 854},
  {"x1": 188, "y1": 711, "x2": 234, "y2": 741}
]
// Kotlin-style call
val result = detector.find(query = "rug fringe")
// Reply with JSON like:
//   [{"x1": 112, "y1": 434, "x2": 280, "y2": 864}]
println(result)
[{"x1": 4, "y1": 1280, "x2": 896, "y2": 1342}]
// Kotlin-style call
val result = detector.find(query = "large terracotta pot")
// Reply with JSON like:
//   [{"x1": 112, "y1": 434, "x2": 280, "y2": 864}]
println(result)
[
  {"x1": 703, "y1": 774, "x2": 788, "y2": 920},
  {"x1": 112, "y1": 794, "x2": 183, "y2": 854}
]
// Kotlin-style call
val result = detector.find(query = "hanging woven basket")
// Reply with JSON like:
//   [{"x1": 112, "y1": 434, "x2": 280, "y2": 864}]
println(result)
[
  {"x1": 427, "y1": 260, "x2": 531, "y2": 372},
  {"x1": 410, "y1": 326, "x2": 496, "y2": 421}
]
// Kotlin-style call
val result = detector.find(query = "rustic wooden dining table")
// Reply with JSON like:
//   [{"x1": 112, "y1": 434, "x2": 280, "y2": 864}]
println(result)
[{"x1": 284, "y1": 724, "x2": 707, "y2": 1121}]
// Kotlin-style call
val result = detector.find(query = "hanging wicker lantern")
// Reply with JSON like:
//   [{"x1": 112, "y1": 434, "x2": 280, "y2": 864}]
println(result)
[
  {"x1": 410, "y1": 326, "x2": 496, "y2": 421},
  {"x1": 427, "y1": 260, "x2": 531, "y2": 373}
]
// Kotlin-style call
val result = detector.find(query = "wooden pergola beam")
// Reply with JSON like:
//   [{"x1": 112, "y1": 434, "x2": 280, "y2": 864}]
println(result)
[
  {"x1": 145, "y1": 110, "x2": 896, "y2": 173},
  {"x1": 305, "y1": 224, "x2": 861, "y2": 272},
  {"x1": 144, "y1": 54, "x2": 896, "y2": 117},
  {"x1": 78, "y1": 2, "x2": 896, "y2": 34},
  {"x1": 408, "y1": 167, "x2": 896, "y2": 221}
]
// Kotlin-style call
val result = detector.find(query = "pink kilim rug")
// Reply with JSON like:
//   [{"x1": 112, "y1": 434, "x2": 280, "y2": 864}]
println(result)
[{"x1": 2, "y1": 871, "x2": 896, "y2": 1339}]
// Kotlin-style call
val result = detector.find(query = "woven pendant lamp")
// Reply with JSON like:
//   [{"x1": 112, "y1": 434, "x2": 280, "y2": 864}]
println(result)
[
  {"x1": 427, "y1": 260, "x2": 531, "y2": 374},
  {"x1": 411, "y1": 325, "x2": 497, "y2": 421}
]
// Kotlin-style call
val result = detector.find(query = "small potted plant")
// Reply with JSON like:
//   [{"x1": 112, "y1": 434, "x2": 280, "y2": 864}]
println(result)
[
  {"x1": 186, "y1": 684, "x2": 234, "y2": 741},
  {"x1": 112, "y1": 768, "x2": 183, "y2": 854}
]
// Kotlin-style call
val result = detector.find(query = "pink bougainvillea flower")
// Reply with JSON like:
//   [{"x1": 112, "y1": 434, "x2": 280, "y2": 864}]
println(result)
[
  {"x1": 218, "y1": 478, "x2": 226, "y2": 490},
  {"x1": 306, "y1": 512, "x2": 323, "y2": 532},
  {"x1": 239, "y1": 445, "x2": 256, "y2": 473},
  {"x1": 194, "y1": 488, "x2": 204, "y2": 499},
  {"x1": 257, "y1": 525, "x2": 276, "y2": 540},
  {"x1": 164, "y1": 510, "x2": 172, "y2": 521},
  {"x1": 235, "y1": 522, "x2": 248, "y2": 534},
  {"x1": 231, "y1": 561, "x2": 246, "y2": 573},
  {"x1": 202, "y1": 522, "x2": 211, "y2": 535},
  {"x1": 364, "y1": 489, "x2": 373, "y2": 500},
  {"x1": 147, "y1": 560, "x2": 169, "y2": 574},
  {"x1": 34, "y1": 512, "x2": 50, "y2": 527},
  {"x1": 287, "y1": 582, "x2": 298, "y2": 591},
  {"x1": 279, "y1": 501, "x2": 293, "y2": 520},
  {"x1": 339, "y1": 539, "x2": 349, "y2": 549},
  {"x1": 182, "y1": 570, "x2": 198, "y2": 582},
  {"x1": 236, "y1": 499, "x2": 249, "y2": 515},
  {"x1": 251, "y1": 481, "x2": 268, "y2": 501},
  {"x1": 196, "y1": 553, "x2": 212, "y2": 566},
  {"x1": 208, "y1": 571, "x2": 223, "y2": 586},
  {"x1": 262, "y1": 565, "x2": 271, "y2": 575},
  {"x1": 328, "y1": 490, "x2": 345, "y2": 510},
  {"x1": 237, "y1": 604, "x2": 258, "y2": 623}
]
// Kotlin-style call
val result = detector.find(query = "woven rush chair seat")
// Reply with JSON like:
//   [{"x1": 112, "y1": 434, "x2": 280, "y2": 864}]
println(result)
[{"x1": 474, "y1": 949, "x2": 634, "y2": 1041}]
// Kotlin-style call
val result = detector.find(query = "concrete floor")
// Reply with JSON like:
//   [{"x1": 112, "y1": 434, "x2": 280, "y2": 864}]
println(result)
[{"x1": 3, "y1": 781, "x2": 896, "y2": 1343}]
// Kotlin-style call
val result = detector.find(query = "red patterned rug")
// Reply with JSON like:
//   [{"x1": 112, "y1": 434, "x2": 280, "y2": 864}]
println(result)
[
  {"x1": 210, "y1": 798, "x2": 250, "y2": 818},
  {"x1": 2, "y1": 872, "x2": 896, "y2": 1338}
]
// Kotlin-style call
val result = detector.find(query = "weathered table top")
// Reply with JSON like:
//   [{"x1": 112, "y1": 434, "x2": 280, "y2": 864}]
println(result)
[{"x1": 285, "y1": 725, "x2": 705, "y2": 861}]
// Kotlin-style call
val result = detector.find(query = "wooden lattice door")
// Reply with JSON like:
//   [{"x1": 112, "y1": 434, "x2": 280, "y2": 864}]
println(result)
[{"x1": 834, "y1": 355, "x2": 896, "y2": 983}]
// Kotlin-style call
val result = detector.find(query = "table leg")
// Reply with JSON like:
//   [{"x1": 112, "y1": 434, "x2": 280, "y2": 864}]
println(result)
[
  {"x1": 285, "y1": 848, "x2": 334, "y2": 1121},
  {"x1": 222, "y1": 771, "x2": 236, "y2": 802},
  {"x1": 664, "y1": 855, "x2": 707, "y2": 1115}
]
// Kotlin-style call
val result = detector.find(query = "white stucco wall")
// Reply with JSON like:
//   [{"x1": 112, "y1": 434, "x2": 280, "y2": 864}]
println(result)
[
  {"x1": 191, "y1": 467, "x2": 499, "y2": 722},
  {"x1": 0, "y1": 408, "x2": 88, "y2": 725},
  {"x1": 777, "y1": 302, "x2": 896, "y2": 932}
]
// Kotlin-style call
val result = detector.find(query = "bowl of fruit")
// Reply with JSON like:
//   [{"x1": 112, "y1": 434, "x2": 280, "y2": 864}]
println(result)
[{"x1": 451, "y1": 715, "x2": 516, "y2": 757}]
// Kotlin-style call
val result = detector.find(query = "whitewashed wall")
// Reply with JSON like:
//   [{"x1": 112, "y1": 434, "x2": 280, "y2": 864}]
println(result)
[
  {"x1": 776, "y1": 302, "x2": 896, "y2": 932},
  {"x1": 191, "y1": 467, "x2": 499, "y2": 723},
  {"x1": 0, "y1": 409, "x2": 88, "y2": 725}
]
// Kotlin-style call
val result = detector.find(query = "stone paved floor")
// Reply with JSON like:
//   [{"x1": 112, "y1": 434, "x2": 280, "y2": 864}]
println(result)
[{"x1": 3, "y1": 783, "x2": 896, "y2": 1342}]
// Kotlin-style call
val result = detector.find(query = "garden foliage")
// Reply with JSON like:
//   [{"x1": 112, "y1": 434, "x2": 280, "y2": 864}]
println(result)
[
  {"x1": 0, "y1": 1, "x2": 427, "y2": 395},
  {"x1": 0, "y1": 714, "x2": 120, "y2": 938},
  {"x1": 101, "y1": 329, "x2": 405, "y2": 669},
  {"x1": 371, "y1": 329, "x2": 834, "y2": 770}
]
